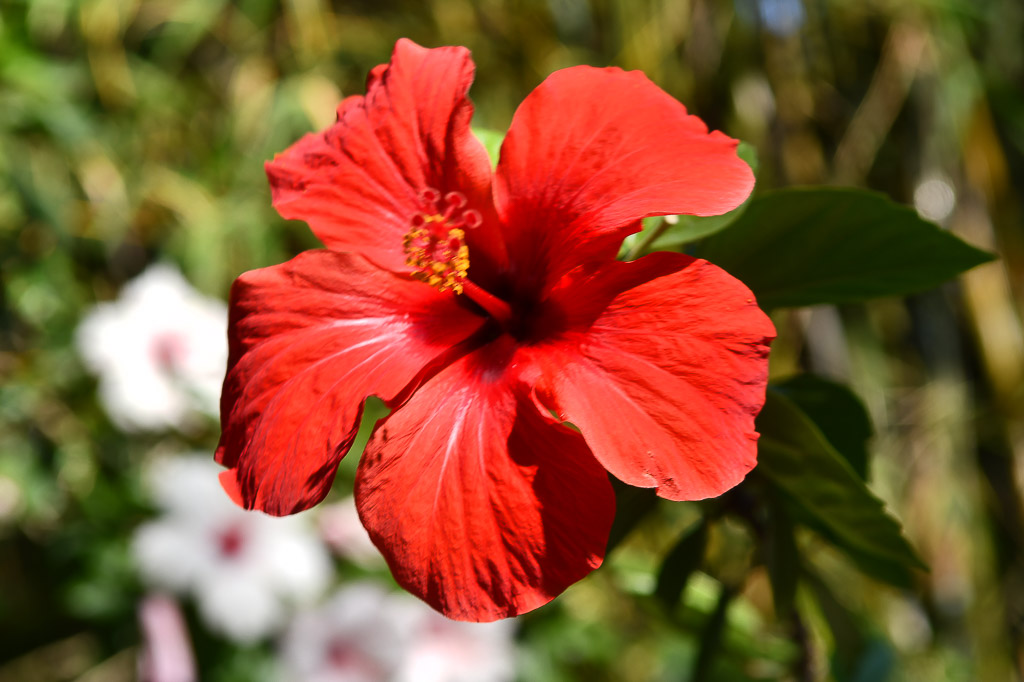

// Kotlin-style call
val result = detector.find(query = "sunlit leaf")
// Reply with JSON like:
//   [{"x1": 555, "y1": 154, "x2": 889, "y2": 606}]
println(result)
[
  {"x1": 697, "y1": 187, "x2": 994, "y2": 309},
  {"x1": 755, "y1": 391, "x2": 927, "y2": 588}
]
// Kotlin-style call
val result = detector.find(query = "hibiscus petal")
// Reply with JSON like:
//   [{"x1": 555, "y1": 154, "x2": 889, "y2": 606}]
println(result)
[
  {"x1": 217, "y1": 250, "x2": 484, "y2": 515},
  {"x1": 528, "y1": 252, "x2": 775, "y2": 501},
  {"x1": 493, "y1": 66, "x2": 754, "y2": 292},
  {"x1": 355, "y1": 340, "x2": 615, "y2": 621},
  {"x1": 265, "y1": 39, "x2": 496, "y2": 273}
]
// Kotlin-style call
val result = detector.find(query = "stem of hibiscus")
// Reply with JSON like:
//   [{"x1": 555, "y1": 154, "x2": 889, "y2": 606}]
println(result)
[
  {"x1": 625, "y1": 215, "x2": 677, "y2": 260},
  {"x1": 462, "y1": 280, "x2": 513, "y2": 327}
]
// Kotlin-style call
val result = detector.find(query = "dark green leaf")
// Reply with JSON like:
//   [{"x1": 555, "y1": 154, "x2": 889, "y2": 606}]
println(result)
[
  {"x1": 690, "y1": 585, "x2": 736, "y2": 682},
  {"x1": 697, "y1": 187, "x2": 995, "y2": 309},
  {"x1": 803, "y1": 568, "x2": 896, "y2": 682},
  {"x1": 773, "y1": 374, "x2": 873, "y2": 479},
  {"x1": 756, "y1": 391, "x2": 927, "y2": 587},
  {"x1": 763, "y1": 495, "x2": 799, "y2": 617},
  {"x1": 654, "y1": 517, "x2": 708, "y2": 608},
  {"x1": 605, "y1": 479, "x2": 659, "y2": 554},
  {"x1": 803, "y1": 568, "x2": 863, "y2": 672}
]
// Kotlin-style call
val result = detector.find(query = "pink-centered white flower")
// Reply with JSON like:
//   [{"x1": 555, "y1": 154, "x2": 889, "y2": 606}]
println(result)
[
  {"x1": 132, "y1": 457, "x2": 332, "y2": 642},
  {"x1": 394, "y1": 607, "x2": 516, "y2": 682},
  {"x1": 277, "y1": 582, "x2": 516, "y2": 682},
  {"x1": 76, "y1": 264, "x2": 227, "y2": 432}
]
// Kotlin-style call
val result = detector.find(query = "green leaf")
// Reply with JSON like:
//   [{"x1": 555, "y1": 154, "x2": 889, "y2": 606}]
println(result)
[
  {"x1": 803, "y1": 568, "x2": 896, "y2": 682},
  {"x1": 755, "y1": 391, "x2": 927, "y2": 588},
  {"x1": 690, "y1": 585, "x2": 737, "y2": 682},
  {"x1": 763, "y1": 495, "x2": 799, "y2": 617},
  {"x1": 472, "y1": 128, "x2": 504, "y2": 169},
  {"x1": 644, "y1": 208, "x2": 741, "y2": 251},
  {"x1": 773, "y1": 374, "x2": 873, "y2": 479},
  {"x1": 605, "y1": 479, "x2": 659, "y2": 554},
  {"x1": 696, "y1": 187, "x2": 995, "y2": 309},
  {"x1": 735, "y1": 141, "x2": 760, "y2": 176},
  {"x1": 654, "y1": 517, "x2": 708, "y2": 608}
]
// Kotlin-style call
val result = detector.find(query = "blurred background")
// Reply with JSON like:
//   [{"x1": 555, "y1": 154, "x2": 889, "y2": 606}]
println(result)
[{"x1": 1, "y1": 0, "x2": 1023, "y2": 680}]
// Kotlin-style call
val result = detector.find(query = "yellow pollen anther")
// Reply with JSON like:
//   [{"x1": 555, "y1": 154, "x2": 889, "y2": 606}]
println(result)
[{"x1": 403, "y1": 190, "x2": 478, "y2": 294}]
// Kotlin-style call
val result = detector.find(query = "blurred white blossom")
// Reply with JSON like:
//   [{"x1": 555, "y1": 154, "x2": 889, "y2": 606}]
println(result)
[
  {"x1": 76, "y1": 264, "x2": 227, "y2": 432},
  {"x1": 279, "y1": 583, "x2": 517, "y2": 682},
  {"x1": 395, "y1": 609, "x2": 517, "y2": 682},
  {"x1": 278, "y1": 583, "x2": 410, "y2": 682},
  {"x1": 132, "y1": 457, "x2": 333, "y2": 643}
]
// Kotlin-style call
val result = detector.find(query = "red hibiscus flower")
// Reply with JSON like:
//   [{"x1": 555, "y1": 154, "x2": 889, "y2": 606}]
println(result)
[{"x1": 217, "y1": 38, "x2": 775, "y2": 622}]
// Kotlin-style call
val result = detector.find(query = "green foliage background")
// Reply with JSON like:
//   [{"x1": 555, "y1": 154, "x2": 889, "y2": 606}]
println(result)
[{"x1": 2, "y1": 0, "x2": 1023, "y2": 680}]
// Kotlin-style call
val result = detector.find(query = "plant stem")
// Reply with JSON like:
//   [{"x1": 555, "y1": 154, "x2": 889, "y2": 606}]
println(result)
[
  {"x1": 625, "y1": 217, "x2": 673, "y2": 260},
  {"x1": 690, "y1": 584, "x2": 735, "y2": 682}
]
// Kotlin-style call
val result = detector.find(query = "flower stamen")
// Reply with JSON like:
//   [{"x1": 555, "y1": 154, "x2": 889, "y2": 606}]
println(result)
[{"x1": 403, "y1": 189, "x2": 480, "y2": 294}]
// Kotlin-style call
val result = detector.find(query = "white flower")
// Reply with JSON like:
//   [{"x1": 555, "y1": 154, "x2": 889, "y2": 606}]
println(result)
[
  {"x1": 278, "y1": 583, "x2": 412, "y2": 682},
  {"x1": 395, "y1": 609, "x2": 516, "y2": 682},
  {"x1": 76, "y1": 264, "x2": 227, "y2": 431},
  {"x1": 278, "y1": 584, "x2": 517, "y2": 682},
  {"x1": 132, "y1": 456, "x2": 333, "y2": 643}
]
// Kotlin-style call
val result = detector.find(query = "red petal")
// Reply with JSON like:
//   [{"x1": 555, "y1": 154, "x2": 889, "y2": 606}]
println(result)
[
  {"x1": 265, "y1": 39, "x2": 497, "y2": 274},
  {"x1": 527, "y1": 252, "x2": 775, "y2": 501},
  {"x1": 217, "y1": 250, "x2": 484, "y2": 515},
  {"x1": 218, "y1": 469, "x2": 245, "y2": 507},
  {"x1": 493, "y1": 66, "x2": 754, "y2": 293},
  {"x1": 355, "y1": 340, "x2": 615, "y2": 621}
]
